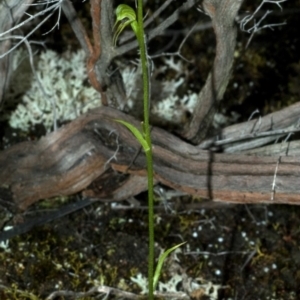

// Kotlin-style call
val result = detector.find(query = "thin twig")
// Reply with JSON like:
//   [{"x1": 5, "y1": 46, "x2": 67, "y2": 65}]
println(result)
[
  {"x1": 239, "y1": 0, "x2": 287, "y2": 48},
  {"x1": 1, "y1": 35, "x2": 58, "y2": 130},
  {"x1": 200, "y1": 127, "x2": 300, "y2": 149},
  {"x1": 271, "y1": 156, "x2": 281, "y2": 201},
  {"x1": 46, "y1": 285, "x2": 190, "y2": 300},
  {"x1": 0, "y1": 0, "x2": 63, "y2": 58},
  {"x1": 150, "y1": 23, "x2": 196, "y2": 63},
  {"x1": 61, "y1": 0, "x2": 93, "y2": 55}
]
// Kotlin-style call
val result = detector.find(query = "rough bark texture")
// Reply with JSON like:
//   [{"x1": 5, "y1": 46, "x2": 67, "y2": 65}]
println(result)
[
  {"x1": 1, "y1": 105, "x2": 300, "y2": 212},
  {"x1": 178, "y1": 0, "x2": 243, "y2": 143}
]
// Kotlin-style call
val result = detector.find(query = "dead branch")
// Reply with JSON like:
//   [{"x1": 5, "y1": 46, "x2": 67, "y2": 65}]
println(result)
[
  {"x1": 61, "y1": 0, "x2": 107, "y2": 105},
  {"x1": 45, "y1": 285, "x2": 190, "y2": 300},
  {"x1": 1, "y1": 106, "x2": 300, "y2": 212},
  {"x1": 0, "y1": 0, "x2": 34, "y2": 104},
  {"x1": 178, "y1": 0, "x2": 244, "y2": 144},
  {"x1": 61, "y1": 0, "x2": 93, "y2": 55},
  {"x1": 199, "y1": 101, "x2": 300, "y2": 152}
]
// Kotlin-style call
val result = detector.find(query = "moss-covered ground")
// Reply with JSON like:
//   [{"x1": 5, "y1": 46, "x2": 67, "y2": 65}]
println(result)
[{"x1": 1, "y1": 197, "x2": 300, "y2": 299}]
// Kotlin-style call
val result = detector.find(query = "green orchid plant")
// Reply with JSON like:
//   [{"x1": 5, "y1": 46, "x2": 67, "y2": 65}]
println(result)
[{"x1": 113, "y1": 2, "x2": 185, "y2": 300}]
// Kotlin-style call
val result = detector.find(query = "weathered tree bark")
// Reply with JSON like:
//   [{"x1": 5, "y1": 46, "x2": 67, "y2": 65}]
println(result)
[
  {"x1": 178, "y1": 0, "x2": 243, "y2": 143},
  {"x1": 1, "y1": 105, "x2": 300, "y2": 212},
  {"x1": 199, "y1": 101, "x2": 300, "y2": 152}
]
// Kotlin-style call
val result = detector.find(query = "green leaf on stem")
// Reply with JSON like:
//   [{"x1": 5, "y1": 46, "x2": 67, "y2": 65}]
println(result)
[
  {"x1": 153, "y1": 242, "x2": 186, "y2": 291},
  {"x1": 115, "y1": 119, "x2": 150, "y2": 152}
]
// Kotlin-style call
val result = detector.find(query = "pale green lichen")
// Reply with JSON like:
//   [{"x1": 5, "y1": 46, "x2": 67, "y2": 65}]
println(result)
[{"x1": 8, "y1": 49, "x2": 101, "y2": 132}]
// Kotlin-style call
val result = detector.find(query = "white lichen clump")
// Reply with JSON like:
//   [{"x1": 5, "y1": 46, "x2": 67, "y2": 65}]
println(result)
[
  {"x1": 130, "y1": 249, "x2": 222, "y2": 299},
  {"x1": 7, "y1": 49, "x2": 235, "y2": 133},
  {"x1": 8, "y1": 50, "x2": 199, "y2": 132},
  {"x1": 131, "y1": 272, "x2": 222, "y2": 299},
  {"x1": 150, "y1": 57, "x2": 197, "y2": 124},
  {"x1": 121, "y1": 56, "x2": 199, "y2": 125},
  {"x1": 8, "y1": 49, "x2": 101, "y2": 132}
]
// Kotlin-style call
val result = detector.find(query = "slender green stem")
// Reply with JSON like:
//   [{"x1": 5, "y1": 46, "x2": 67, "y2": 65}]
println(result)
[
  {"x1": 145, "y1": 151, "x2": 154, "y2": 300},
  {"x1": 136, "y1": 1, "x2": 154, "y2": 299},
  {"x1": 114, "y1": 4, "x2": 185, "y2": 298}
]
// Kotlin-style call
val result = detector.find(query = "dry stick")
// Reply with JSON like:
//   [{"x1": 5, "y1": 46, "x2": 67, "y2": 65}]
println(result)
[
  {"x1": 0, "y1": 0, "x2": 36, "y2": 103},
  {"x1": 202, "y1": 127, "x2": 300, "y2": 149},
  {"x1": 0, "y1": 0, "x2": 58, "y2": 39},
  {"x1": 46, "y1": 285, "x2": 189, "y2": 300},
  {"x1": 0, "y1": 197, "x2": 96, "y2": 242},
  {"x1": 61, "y1": 0, "x2": 93, "y2": 55},
  {"x1": 150, "y1": 23, "x2": 196, "y2": 62},
  {"x1": 61, "y1": 0, "x2": 107, "y2": 105},
  {"x1": 144, "y1": 0, "x2": 174, "y2": 28},
  {"x1": 271, "y1": 156, "x2": 281, "y2": 201},
  {"x1": 0, "y1": 1, "x2": 61, "y2": 58},
  {"x1": 88, "y1": 0, "x2": 107, "y2": 105},
  {"x1": 243, "y1": 132, "x2": 294, "y2": 157},
  {"x1": 179, "y1": 0, "x2": 244, "y2": 144},
  {"x1": 199, "y1": 102, "x2": 300, "y2": 152},
  {"x1": 5, "y1": 35, "x2": 59, "y2": 131},
  {"x1": 239, "y1": 0, "x2": 287, "y2": 48}
]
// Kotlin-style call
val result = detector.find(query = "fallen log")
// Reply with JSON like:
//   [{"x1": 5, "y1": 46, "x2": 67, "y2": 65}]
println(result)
[{"x1": 1, "y1": 105, "x2": 300, "y2": 212}]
